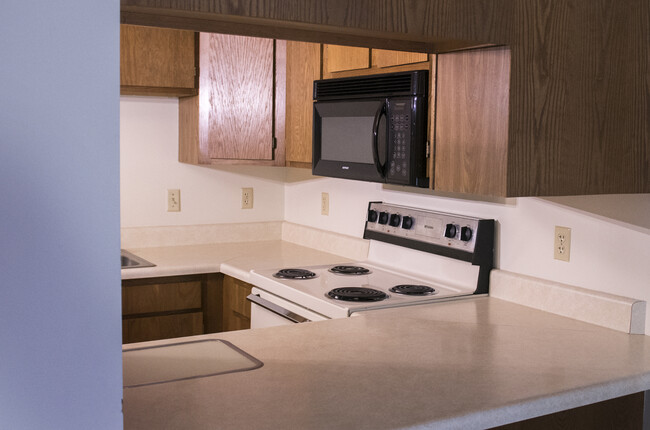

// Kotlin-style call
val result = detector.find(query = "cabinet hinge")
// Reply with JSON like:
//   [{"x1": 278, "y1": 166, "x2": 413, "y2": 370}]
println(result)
[{"x1": 426, "y1": 141, "x2": 430, "y2": 158}]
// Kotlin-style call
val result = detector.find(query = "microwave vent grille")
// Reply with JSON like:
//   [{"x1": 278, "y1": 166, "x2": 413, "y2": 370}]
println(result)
[{"x1": 314, "y1": 72, "x2": 426, "y2": 99}]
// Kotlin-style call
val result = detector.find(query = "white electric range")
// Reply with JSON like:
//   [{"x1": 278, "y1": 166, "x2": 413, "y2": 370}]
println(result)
[{"x1": 247, "y1": 202, "x2": 495, "y2": 328}]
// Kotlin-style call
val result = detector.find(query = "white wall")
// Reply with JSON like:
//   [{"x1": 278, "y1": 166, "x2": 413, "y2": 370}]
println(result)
[
  {"x1": 285, "y1": 178, "x2": 650, "y2": 334},
  {"x1": 120, "y1": 97, "x2": 285, "y2": 227},
  {"x1": 121, "y1": 96, "x2": 650, "y2": 335},
  {"x1": 0, "y1": 1, "x2": 123, "y2": 429}
]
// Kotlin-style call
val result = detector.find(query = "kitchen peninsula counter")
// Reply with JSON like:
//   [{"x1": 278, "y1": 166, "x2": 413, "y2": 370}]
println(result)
[{"x1": 123, "y1": 296, "x2": 650, "y2": 429}]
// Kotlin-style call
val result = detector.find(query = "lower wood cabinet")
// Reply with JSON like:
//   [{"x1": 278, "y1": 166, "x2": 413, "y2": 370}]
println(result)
[
  {"x1": 122, "y1": 312, "x2": 204, "y2": 344},
  {"x1": 490, "y1": 392, "x2": 644, "y2": 429},
  {"x1": 221, "y1": 275, "x2": 253, "y2": 332},
  {"x1": 122, "y1": 273, "x2": 254, "y2": 343},
  {"x1": 122, "y1": 274, "x2": 221, "y2": 344}
]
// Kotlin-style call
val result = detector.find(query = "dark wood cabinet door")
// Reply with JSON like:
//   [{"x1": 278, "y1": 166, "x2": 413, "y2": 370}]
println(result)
[
  {"x1": 122, "y1": 279, "x2": 201, "y2": 315},
  {"x1": 121, "y1": 274, "x2": 221, "y2": 344},
  {"x1": 122, "y1": 312, "x2": 204, "y2": 344},
  {"x1": 221, "y1": 276, "x2": 253, "y2": 332}
]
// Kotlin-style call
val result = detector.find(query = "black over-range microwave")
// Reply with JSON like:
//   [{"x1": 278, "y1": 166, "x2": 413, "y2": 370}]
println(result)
[{"x1": 312, "y1": 70, "x2": 429, "y2": 187}]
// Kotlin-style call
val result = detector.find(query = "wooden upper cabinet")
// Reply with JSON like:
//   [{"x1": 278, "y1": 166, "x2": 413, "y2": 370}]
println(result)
[
  {"x1": 372, "y1": 49, "x2": 428, "y2": 68},
  {"x1": 323, "y1": 45, "x2": 369, "y2": 76},
  {"x1": 285, "y1": 41, "x2": 321, "y2": 167},
  {"x1": 434, "y1": 47, "x2": 510, "y2": 196},
  {"x1": 179, "y1": 34, "x2": 284, "y2": 165},
  {"x1": 323, "y1": 44, "x2": 430, "y2": 79},
  {"x1": 120, "y1": 24, "x2": 197, "y2": 97}
]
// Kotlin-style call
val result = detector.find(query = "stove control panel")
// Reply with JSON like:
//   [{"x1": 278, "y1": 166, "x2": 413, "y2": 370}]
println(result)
[
  {"x1": 364, "y1": 202, "x2": 495, "y2": 295},
  {"x1": 364, "y1": 202, "x2": 488, "y2": 255}
]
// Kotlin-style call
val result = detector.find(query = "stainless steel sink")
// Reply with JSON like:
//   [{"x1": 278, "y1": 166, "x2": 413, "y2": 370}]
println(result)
[{"x1": 121, "y1": 249, "x2": 155, "y2": 269}]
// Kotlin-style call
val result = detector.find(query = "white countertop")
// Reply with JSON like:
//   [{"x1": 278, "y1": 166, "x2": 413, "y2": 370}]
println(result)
[
  {"x1": 123, "y1": 297, "x2": 650, "y2": 429},
  {"x1": 121, "y1": 240, "x2": 650, "y2": 429},
  {"x1": 121, "y1": 240, "x2": 353, "y2": 282}
]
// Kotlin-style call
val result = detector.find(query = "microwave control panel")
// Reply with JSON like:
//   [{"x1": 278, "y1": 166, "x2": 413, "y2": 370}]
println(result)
[{"x1": 386, "y1": 99, "x2": 412, "y2": 182}]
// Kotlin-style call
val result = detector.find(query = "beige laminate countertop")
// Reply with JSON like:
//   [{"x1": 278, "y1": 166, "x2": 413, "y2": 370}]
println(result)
[
  {"x1": 121, "y1": 240, "x2": 650, "y2": 429},
  {"x1": 123, "y1": 297, "x2": 650, "y2": 429},
  {"x1": 120, "y1": 240, "x2": 353, "y2": 282}
]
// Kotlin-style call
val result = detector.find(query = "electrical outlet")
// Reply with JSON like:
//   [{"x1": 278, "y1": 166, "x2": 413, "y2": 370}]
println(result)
[
  {"x1": 554, "y1": 226, "x2": 571, "y2": 262},
  {"x1": 242, "y1": 188, "x2": 254, "y2": 209},
  {"x1": 167, "y1": 189, "x2": 180, "y2": 212},
  {"x1": 321, "y1": 192, "x2": 329, "y2": 215}
]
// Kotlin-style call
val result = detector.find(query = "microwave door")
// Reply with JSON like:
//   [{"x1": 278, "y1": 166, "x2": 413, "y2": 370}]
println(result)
[{"x1": 312, "y1": 99, "x2": 388, "y2": 183}]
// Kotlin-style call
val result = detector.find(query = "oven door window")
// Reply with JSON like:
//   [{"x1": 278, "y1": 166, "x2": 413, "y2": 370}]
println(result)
[{"x1": 313, "y1": 99, "x2": 387, "y2": 183}]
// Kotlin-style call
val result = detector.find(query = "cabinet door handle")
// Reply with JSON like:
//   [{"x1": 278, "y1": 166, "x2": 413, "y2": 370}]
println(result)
[{"x1": 246, "y1": 294, "x2": 311, "y2": 324}]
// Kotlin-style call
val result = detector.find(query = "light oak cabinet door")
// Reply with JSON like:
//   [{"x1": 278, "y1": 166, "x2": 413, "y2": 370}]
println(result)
[
  {"x1": 179, "y1": 34, "x2": 284, "y2": 165},
  {"x1": 323, "y1": 44, "x2": 369, "y2": 76},
  {"x1": 323, "y1": 44, "x2": 429, "y2": 79},
  {"x1": 372, "y1": 49, "x2": 428, "y2": 68},
  {"x1": 434, "y1": 47, "x2": 510, "y2": 196},
  {"x1": 285, "y1": 41, "x2": 321, "y2": 167},
  {"x1": 120, "y1": 24, "x2": 197, "y2": 97},
  {"x1": 202, "y1": 33, "x2": 274, "y2": 160}
]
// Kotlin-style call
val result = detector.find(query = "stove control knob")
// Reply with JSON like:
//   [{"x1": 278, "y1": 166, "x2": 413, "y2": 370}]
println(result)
[
  {"x1": 389, "y1": 214, "x2": 401, "y2": 227},
  {"x1": 378, "y1": 211, "x2": 389, "y2": 225},
  {"x1": 367, "y1": 209, "x2": 378, "y2": 223},
  {"x1": 460, "y1": 226, "x2": 473, "y2": 242},
  {"x1": 444, "y1": 223, "x2": 457, "y2": 239},
  {"x1": 401, "y1": 216, "x2": 413, "y2": 229}
]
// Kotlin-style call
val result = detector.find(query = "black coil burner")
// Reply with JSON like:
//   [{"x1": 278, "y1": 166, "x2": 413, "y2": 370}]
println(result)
[
  {"x1": 273, "y1": 268, "x2": 317, "y2": 280},
  {"x1": 389, "y1": 285, "x2": 437, "y2": 296},
  {"x1": 328, "y1": 265, "x2": 371, "y2": 275},
  {"x1": 327, "y1": 287, "x2": 387, "y2": 302}
]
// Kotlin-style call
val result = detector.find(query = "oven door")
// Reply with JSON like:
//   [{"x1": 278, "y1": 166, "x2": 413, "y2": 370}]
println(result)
[
  {"x1": 247, "y1": 288, "x2": 329, "y2": 328},
  {"x1": 312, "y1": 99, "x2": 388, "y2": 183}
]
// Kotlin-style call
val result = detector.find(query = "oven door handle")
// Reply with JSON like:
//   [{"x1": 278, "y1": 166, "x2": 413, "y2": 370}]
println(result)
[{"x1": 246, "y1": 294, "x2": 312, "y2": 324}]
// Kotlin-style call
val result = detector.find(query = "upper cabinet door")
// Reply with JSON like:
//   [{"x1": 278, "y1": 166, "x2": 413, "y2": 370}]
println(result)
[
  {"x1": 200, "y1": 33, "x2": 275, "y2": 160},
  {"x1": 120, "y1": 24, "x2": 197, "y2": 97},
  {"x1": 434, "y1": 47, "x2": 510, "y2": 196},
  {"x1": 285, "y1": 41, "x2": 321, "y2": 167},
  {"x1": 372, "y1": 49, "x2": 428, "y2": 68},
  {"x1": 323, "y1": 45, "x2": 370, "y2": 76}
]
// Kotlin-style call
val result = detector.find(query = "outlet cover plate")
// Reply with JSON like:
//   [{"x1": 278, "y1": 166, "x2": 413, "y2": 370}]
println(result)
[
  {"x1": 554, "y1": 226, "x2": 571, "y2": 262},
  {"x1": 167, "y1": 189, "x2": 180, "y2": 212},
  {"x1": 321, "y1": 192, "x2": 329, "y2": 215},
  {"x1": 242, "y1": 188, "x2": 254, "y2": 209}
]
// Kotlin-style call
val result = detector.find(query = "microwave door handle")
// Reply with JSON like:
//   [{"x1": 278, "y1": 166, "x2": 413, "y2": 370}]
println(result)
[{"x1": 372, "y1": 102, "x2": 387, "y2": 177}]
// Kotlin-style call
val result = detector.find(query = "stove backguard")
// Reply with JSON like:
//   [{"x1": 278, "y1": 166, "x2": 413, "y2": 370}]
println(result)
[{"x1": 363, "y1": 202, "x2": 495, "y2": 294}]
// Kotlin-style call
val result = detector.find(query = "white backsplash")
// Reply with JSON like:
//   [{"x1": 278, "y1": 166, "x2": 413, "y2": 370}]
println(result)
[{"x1": 121, "y1": 96, "x2": 650, "y2": 335}]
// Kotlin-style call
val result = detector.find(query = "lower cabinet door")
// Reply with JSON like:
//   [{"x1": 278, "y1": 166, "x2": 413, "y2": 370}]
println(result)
[{"x1": 122, "y1": 312, "x2": 204, "y2": 344}]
